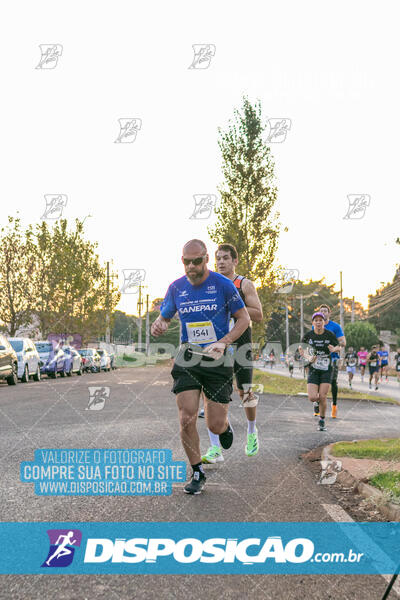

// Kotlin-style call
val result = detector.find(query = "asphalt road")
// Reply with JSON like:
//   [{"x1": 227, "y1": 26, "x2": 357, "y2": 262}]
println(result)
[{"x1": 0, "y1": 364, "x2": 399, "y2": 600}]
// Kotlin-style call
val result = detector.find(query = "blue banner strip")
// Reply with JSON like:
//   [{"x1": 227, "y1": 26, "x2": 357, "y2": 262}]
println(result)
[{"x1": 0, "y1": 522, "x2": 399, "y2": 574}]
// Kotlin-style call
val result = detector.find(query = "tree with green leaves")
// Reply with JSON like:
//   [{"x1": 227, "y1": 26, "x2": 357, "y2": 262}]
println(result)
[
  {"x1": 208, "y1": 96, "x2": 283, "y2": 340},
  {"x1": 0, "y1": 216, "x2": 37, "y2": 336},
  {"x1": 31, "y1": 218, "x2": 120, "y2": 342},
  {"x1": 344, "y1": 321, "x2": 379, "y2": 351}
]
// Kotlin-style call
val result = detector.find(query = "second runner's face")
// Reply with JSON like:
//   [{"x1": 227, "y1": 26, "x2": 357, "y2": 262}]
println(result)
[
  {"x1": 215, "y1": 250, "x2": 238, "y2": 277},
  {"x1": 319, "y1": 307, "x2": 330, "y2": 322},
  {"x1": 182, "y1": 251, "x2": 208, "y2": 283}
]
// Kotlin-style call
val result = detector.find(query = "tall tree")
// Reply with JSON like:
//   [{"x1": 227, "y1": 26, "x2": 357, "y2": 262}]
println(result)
[
  {"x1": 0, "y1": 216, "x2": 37, "y2": 335},
  {"x1": 208, "y1": 96, "x2": 283, "y2": 339}
]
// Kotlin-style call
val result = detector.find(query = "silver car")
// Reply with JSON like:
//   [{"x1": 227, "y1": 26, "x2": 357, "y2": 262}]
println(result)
[{"x1": 8, "y1": 337, "x2": 41, "y2": 382}]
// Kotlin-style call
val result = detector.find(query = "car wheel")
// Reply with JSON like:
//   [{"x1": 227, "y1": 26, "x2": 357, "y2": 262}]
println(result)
[
  {"x1": 21, "y1": 364, "x2": 29, "y2": 383},
  {"x1": 77, "y1": 366, "x2": 82, "y2": 376},
  {"x1": 33, "y1": 366, "x2": 41, "y2": 381},
  {"x1": 6, "y1": 363, "x2": 18, "y2": 386},
  {"x1": 60, "y1": 368, "x2": 66, "y2": 377}
]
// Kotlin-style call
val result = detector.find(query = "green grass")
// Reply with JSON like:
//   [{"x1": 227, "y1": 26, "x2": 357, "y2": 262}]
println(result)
[
  {"x1": 369, "y1": 471, "x2": 400, "y2": 502},
  {"x1": 331, "y1": 439, "x2": 400, "y2": 460},
  {"x1": 252, "y1": 369, "x2": 397, "y2": 403},
  {"x1": 115, "y1": 353, "x2": 171, "y2": 367}
]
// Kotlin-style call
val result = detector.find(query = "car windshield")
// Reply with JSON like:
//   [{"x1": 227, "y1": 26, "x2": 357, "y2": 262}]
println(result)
[
  {"x1": 35, "y1": 342, "x2": 53, "y2": 353},
  {"x1": 79, "y1": 349, "x2": 92, "y2": 356},
  {"x1": 9, "y1": 340, "x2": 23, "y2": 352}
]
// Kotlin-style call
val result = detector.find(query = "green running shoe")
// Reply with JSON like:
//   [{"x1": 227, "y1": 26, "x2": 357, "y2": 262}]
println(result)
[
  {"x1": 201, "y1": 445, "x2": 224, "y2": 464},
  {"x1": 245, "y1": 428, "x2": 259, "y2": 457}
]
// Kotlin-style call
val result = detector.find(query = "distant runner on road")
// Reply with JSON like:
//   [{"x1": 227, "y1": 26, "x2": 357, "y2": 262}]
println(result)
[
  {"x1": 395, "y1": 348, "x2": 400, "y2": 384},
  {"x1": 367, "y1": 345, "x2": 381, "y2": 391},
  {"x1": 357, "y1": 347, "x2": 368, "y2": 382},
  {"x1": 301, "y1": 312, "x2": 340, "y2": 432},
  {"x1": 201, "y1": 243, "x2": 263, "y2": 464},
  {"x1": 378, "y1": 343, "x2": 389, "y2": 382},
  {"x1": 151, "y1": 239, "x2": 250, "y2": 495},
  {"x1": 345, "y1": 347, "x2": 357, "y2": 389},
  {"x1": 315, "y1": 304, "x2": 346, "y2": 419}
]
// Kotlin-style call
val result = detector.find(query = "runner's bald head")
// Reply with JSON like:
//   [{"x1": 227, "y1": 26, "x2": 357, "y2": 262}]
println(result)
[{"x1": 183, "y1": 239, "x2": 207, "y2": 255}]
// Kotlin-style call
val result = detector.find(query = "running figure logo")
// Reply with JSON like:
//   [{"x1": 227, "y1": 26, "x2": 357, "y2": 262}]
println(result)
[
  {"x1": 188, "y1": 44, "x2": 216, "y2": 69},
  {"x1": 275, "y1": 269, "x2": 299, "y2": 294},
  {"x1": 343, "y1": 194, "x2": 371, "y2": 220},
  {"x1": 41, "y1": 195, "x2": 68, "y2": 220},
  {"x1": 189, "y1": 194, "x2": 217, "y2": 219},
  {"x1": 41, "y1": 529, "x2": 82, "y2": 567},
  {"x1": 86, "y1": 386, "x2": 110, "y2": 411},
  {"x1": 120, "y1": 269, "x2": 146, "y2": 294},
  {"x1": 36, "y1": 44, "x2": 63, "y2": 69},
  {"x1": 266, "y1": 118, "x2": 292, "y2": 143},
  {"x1": 114, "y1": 118, "x2": 142, "y2": 143}
]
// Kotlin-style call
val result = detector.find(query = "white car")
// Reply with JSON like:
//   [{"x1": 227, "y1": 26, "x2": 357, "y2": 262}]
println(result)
[
  {"x1": 8, "y1": 337, "x2": 41, "y2": 382},
  {"x1": 97, "y1": 349, "x2": 111, "y2": 371}
]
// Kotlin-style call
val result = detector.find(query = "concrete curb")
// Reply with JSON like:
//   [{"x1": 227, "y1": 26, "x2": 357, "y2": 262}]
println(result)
[{"x1": 322, "y1": 443, "x2": 400, "y2": 522}]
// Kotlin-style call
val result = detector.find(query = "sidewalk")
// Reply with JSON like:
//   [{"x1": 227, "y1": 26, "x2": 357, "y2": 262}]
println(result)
[{"x1": 258, "y1": 362, "x2": 400, "y2": 402}]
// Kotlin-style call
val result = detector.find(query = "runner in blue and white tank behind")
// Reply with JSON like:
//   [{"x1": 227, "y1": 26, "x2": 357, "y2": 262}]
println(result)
[
  {"x1": 378, "y1": 343, "x2": 389, "y2": 382},
  {"x1": 313, "y1": 304, "x2": 346, "y2": 419}
]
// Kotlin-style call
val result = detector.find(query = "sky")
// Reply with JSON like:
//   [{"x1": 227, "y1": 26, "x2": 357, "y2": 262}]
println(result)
[{"x1": 1, "y1": 0, "x2": 399, "y2": 315}]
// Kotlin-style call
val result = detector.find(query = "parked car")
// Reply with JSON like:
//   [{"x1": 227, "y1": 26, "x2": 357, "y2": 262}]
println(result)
[
  {"x1": 8, "y1": 338, "x2": 41, "y2": 382},
  {"x1": 0, "y1": 334, "x2": 18, "y2": 385},
  {"x1": 63, "y1": 346, "x2": 83, "y2": 376},
  {"x1": 34, "y1": 341, "x2": 67, "y2": 378},
  {"x1": 97, "y1": 349, "x2": 111, "y2": 371},
  {"x1": 78, "y1": 348, "x2": 101, "y2": 373}
]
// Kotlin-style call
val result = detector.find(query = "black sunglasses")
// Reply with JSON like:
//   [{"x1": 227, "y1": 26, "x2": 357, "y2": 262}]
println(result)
[{"x1": 182, "y1": 256, "x2": 205, "y2": 266}]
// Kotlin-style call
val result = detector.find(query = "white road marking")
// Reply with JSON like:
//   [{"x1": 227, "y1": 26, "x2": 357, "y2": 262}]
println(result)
[{"x1": 323, "y1": 504, "x2": 400, "y2": 597}]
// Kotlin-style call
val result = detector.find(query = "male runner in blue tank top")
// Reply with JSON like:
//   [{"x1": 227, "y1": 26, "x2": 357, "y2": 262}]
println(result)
[
  {"x1": 151, "y1": 239, "x2": 250, "y2": 495},
  {"x1": 313, "y1": 304, "x2": 346, "y2": 418},
  {"x1": 202, "y1": 243, "x2": 263, "y2": 464}
]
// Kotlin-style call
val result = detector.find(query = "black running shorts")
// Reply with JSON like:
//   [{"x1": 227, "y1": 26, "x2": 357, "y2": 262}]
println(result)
[
  {"x1": 171, "y1": 361, "x2": 233, "y2": 404},
  {"x1": 307, "y1": 367, "x2": 332, "y2": 385},
  {"x1": 233, "y1": 346, "x2": 253, "y2": 391}
]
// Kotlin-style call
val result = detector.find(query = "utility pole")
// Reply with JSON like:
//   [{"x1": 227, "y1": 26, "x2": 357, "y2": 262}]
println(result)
[
  {"x1": 285, "y1": 299, "x2": 289, "y2": 351},
  {"x1": 137, "y1": 284, "x2": 143, "y2": 351},
  {"x1": 145, "y1": 294, "x2": 150, "y2": 356},
  {"x1": 351, "y1": 296, "x2": 355, "y2": 323},
  {"x1": 105, "y1": 262, "x2": 118, "y2": 343},
  {"x1": 339, "y1": 271, "x2": 344, "y2": 332},
  {"x1": 300, "y1": 294, "x2": 304, "y2": 340},
  {"x1": 106, "y1": 262, "x2": 110, "y2": 343}
]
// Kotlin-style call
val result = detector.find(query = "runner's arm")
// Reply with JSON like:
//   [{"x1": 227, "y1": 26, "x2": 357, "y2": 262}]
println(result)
[
  {"x1": 242, "y1": 279, "x2": 263, "y2": 322},
  {"x1": 151, "y1": 315, "x2": 171, "y2": 337},
  {"x1": 219, "y1": 307, "x2": 250, "y2": 346}
]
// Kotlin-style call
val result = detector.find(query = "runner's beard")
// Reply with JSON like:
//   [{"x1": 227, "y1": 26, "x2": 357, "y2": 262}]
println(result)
[{"x1": 186, "y1": 267, "x2": 206, "y2": 283}]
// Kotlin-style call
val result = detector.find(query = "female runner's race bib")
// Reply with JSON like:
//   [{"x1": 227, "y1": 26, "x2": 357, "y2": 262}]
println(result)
[
  {"x1": 314, "y1": 356, "x2": 330, "y2": 371},
  {"x1": 186, "y1": 321, "x2": 217, "y2": 344}
]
